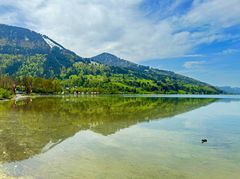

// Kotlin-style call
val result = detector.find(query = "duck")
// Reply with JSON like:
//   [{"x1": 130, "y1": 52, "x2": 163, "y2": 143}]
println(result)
[{"x1": 202, "y1": 139, "x2": 207, "y2": 143}]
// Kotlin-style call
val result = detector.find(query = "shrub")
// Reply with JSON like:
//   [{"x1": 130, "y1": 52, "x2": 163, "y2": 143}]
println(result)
[{"x1": 0, "y1": 88, "x2": 12, "y2": 99}]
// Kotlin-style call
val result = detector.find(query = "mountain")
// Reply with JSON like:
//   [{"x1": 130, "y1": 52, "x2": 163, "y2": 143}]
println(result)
[
  {"x1": 0, "y1": 24, "x2": 87, "y2": 77},
  {"x1": 91, "y1": 53, "x2": 211, "y2": 86},
  {"x1": 219, "y1": 86, "x2": 240, "y2": 94},
  {"x1": 0, "y1": 24, "x2": 222, "y2": 94},
  {"x1": 91, "y1": 52, "x2": 146, "y2": 70}
]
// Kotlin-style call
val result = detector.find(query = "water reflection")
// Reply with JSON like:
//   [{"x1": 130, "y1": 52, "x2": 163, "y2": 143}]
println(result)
[{"x1": 0, "y1": 96, "x2": 216, "y2": 163}]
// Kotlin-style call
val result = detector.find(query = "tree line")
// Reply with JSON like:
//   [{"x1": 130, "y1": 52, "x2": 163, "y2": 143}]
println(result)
[{"x1": 0, "y1": 75, "x2": 62, "y2": 99}]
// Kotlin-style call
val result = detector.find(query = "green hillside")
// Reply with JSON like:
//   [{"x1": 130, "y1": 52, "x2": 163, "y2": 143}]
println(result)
[{"x1": 0, "y1": 24, "x2": 222, "y2": 95}]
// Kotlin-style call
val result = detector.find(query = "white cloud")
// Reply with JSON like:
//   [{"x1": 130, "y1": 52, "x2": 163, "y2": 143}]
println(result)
[
  {"x1": 216, "y1": 49, "x2": 240, "y2": 55},
  {"x1": 0, "y1": 12, "x2": 17, "y2": 24},
  {"x1": 183, "y1": 60, "x2": 206, "y2": 69},
  {"x1": 0, "y1": 0, "x2": 239, "y2": 61},
  {"x1": 182, "y1": 0, "x2": 240, "y2": 28}
]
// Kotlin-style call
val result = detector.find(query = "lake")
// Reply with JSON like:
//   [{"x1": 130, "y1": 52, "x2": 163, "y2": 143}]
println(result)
[{"x1": 0, "y1": 95, "x2": 239, "y2": 178}]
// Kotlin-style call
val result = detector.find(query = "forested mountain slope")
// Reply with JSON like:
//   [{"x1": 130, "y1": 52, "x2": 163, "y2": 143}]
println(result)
[{"x1": 0, "y1": 24, "x2": 222, "y2": 94}]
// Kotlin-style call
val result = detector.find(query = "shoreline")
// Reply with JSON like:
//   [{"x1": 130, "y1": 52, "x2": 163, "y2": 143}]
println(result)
[
  {"x1": 0, "y1": 93, "x2": 239, "y2": 102},
  {"x1": 12, "y1": 94, "x2": 29, "y2": 101},
  {"x1": 0, "y1": 94, "x2": 29, "y2": 102}
]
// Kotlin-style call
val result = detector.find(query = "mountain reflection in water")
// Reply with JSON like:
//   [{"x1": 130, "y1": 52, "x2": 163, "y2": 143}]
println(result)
[{"x1": 0, "y1": 96, "x2": 216, "y2": 163}]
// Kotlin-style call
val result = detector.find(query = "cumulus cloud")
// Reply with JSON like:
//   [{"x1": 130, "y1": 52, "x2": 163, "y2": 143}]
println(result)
[
  {"x1": 0, "y1": 0, "x2": 239, "y2": 61},
  {"x1": 183, "y1": 61, "x2": 206, "y2": 69},
  {"x1": 182, "y1": 0, "x2": 240, "y2": 28}
]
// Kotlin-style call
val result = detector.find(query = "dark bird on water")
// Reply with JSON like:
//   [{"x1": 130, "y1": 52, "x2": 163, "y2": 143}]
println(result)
[{"x1": 202, "y1": 139, "x2": 207, "y2": 143}]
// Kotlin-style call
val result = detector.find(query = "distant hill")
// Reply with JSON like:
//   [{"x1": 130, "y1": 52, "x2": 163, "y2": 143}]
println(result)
[
  {"x1": 90, "y1": 52, "x2": 213, "y2": 86},
  {"x1": 91, "y1": 52, "x2": 148, "y2": 71},
  {"x1": 219, "y1": 86, "x2": 240, "y2": 94},
  {"x1": 0, "y1": 24, "x2": 222, "y2": 94}
]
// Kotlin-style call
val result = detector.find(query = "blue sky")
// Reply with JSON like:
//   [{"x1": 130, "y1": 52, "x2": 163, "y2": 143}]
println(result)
[
  {"x1": 0, "y1": 0, "x2": 239, "y2": 87},
  {"x1": 138, "y1": 0, "x2": 240, "y2": 87}
]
